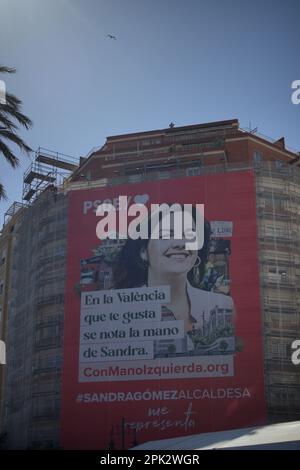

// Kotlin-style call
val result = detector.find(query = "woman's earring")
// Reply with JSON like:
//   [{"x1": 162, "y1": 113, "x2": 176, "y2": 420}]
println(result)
[{"x1": 193, "y1": 256, "x2": 201, "y2": 285}]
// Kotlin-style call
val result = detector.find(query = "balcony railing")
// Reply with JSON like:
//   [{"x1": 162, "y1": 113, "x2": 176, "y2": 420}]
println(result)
[
  {"x1": 261, "y1": 276, "x2": 296, "y2": 288},
  {"x1": 37, "y1": 293, "x2": 64, "y2": 306}
]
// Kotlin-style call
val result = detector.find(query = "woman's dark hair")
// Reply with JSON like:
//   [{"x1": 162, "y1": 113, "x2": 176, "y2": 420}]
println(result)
[{"x1": 113, "y1": 205, "x2": 211, "y2": 289}]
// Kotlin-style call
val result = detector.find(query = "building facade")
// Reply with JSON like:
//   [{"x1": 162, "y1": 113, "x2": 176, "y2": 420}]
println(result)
[
  {"x1": 0, "y1": 120, "x2": 299, "y2": 448},
  {"x1": 0, "y1": 203, "x2": 25, "y2": 443}
]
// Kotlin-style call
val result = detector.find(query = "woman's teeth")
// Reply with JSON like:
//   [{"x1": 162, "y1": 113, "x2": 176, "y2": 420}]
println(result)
[{"x1": 166, "y1": 253, "x2": 188, "y2": 259}]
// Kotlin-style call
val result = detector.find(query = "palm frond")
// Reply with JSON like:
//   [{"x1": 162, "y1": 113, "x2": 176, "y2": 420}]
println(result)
[
  {"x1": 0, "y1": 66, "x2": 16, "y2": 74},
  {"x1": 0, "y1": 114, "x2": 18, "y2": 131},
  {"x1": 1, "y1": 93, "x2": 33, "y2": 129},
  {"x1": 0, "y1": 65, "x2": 32, "y2": 198},
  {"x1": 0, "y1": 129, "x2": 32, "y2": 154},
  {"x1": 0, "y1": 181, "x2": 7, "y2": 200},
  {"x1": 5, "y1": 93, "x2": 22, "y2": 108},
  {"x1": 0, "y1": 140, "x2": 19, "y2": 167}
]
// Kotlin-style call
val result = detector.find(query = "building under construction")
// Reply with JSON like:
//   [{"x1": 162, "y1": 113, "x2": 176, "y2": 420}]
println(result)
[
  {"x1": 0, "y1": 119, "x2": 299, "y2": 448},
  {"x1": 0, "y1": 149, "x2": 76, "y2": 448}
]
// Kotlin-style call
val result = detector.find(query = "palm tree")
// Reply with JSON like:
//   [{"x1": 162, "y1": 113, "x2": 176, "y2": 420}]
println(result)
[{"x1": 0, "y1": 65, "x2": 32, "y2": 199}]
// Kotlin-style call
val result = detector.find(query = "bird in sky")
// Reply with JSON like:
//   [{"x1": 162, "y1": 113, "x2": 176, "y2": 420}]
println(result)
[{"x1": 107, "y1": 34, "x2": 117, "y2": 40}]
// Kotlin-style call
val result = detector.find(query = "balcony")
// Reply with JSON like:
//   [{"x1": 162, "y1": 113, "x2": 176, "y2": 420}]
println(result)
[
  {"x1": 256, "y1": 206, "x2": 295, "y2": 221},
  {"x1": 261, "y1": 276, "x2": 296, "y2": 289},
  {"x1": 264, "y1": 321, "x2": 300, "y2": 335},
  {"x1": 31, "y1": 410, "x2": 60, "y2": 422},
  {"x1": 37, "y1": 230, "x2": 66, "y2": 245},
  {"x1": 37, "y1": 294, "x2": 64, "y2": 306},
  {"x1": 35, "y1": 315, "x2": 63, "y2": 329},
  {"x1": 34, "y1": 338, "x2": 61, "y2": 350},
  {"x1": 36, "y1": 253, "x2": 66, "y2": 266},
  {"x1": 265, "y1": 359, "x2": 298, "y2": 373},
  {"x1": 100, "y1": 138, "x2": 226, "y2": 163},
  {"x1": 258, "y1": 233, "x2": 297, "y2": 244},
  {"x1": 265, "y1": 305, "x2": 298, "y2": 315},
  {"x1": 263, "y1": 299, "x2": 297, "y2": 310},
  {"x1": 32, "y1": 364, "x2": 61, "y2": 375},
  {"x1": 37, "y1": 276, "x2": 65, "y2": 289}
]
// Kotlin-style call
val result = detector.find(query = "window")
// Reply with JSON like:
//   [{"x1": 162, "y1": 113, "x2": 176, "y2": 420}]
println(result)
[
  {"x1": 141, "y1": 138, "x2": 161, "y2": 146},
  {"x1": 158, "y1": 172, "x2": 169, "y2": 179},
  {"x1": 268, "y1": 266, "x2": 288, "y2": 275},
  {"x1": 253, "y1": 150, "x2": 262, "y2": 163},
  {"x1": 270, "y1": 341, "x2": 290, "y2": 359},
  {"x1": 264, "y1": 197, "x2": 283, "y2": 210},
  {"x1": 278, "y1": 268, "x2": 287, "y2": 275},
  {"x1": 275, "y1": 160, "x2": 283, "y2": 168},
  {"x1": 186, "y1": 167, "x2": 201, "y2": 177},
  {"x1": 128, "y1": 174, "x2": 142, "y2": 183},
  {"x1": 105, "y1": 154, "x2": 115, "y2": 161},
  {"x1": 265, "y1": 224, "x2": 289, "y2": 238},
  {"x1": 183, "y1": 143, "x2": 197, "y2": 150}
]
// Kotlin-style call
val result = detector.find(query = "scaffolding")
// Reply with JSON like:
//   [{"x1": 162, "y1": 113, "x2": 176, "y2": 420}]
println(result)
[
  {"x1": 255, "y1": 162, "x2": 300, "y2": 422},
  {"x1": 4, "y1": 186, "x2": 68, "y2": 448},
  {"x1": 0, "y1": 146, "x2": 78, "y2": 448},
  {"x1": 22, "y1": 147, "x2": 78, "y2": 203},
  {"x1": 3, "y1": 202, "x2": 24, "y2": 227}
]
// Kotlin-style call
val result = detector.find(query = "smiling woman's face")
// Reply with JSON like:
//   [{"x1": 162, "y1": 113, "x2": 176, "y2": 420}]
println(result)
[{"x1": 145, "y1": 222, "x2": 198, "y2": 276}]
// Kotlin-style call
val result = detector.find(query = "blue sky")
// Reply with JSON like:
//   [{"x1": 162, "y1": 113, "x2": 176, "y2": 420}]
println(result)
[{"x1": 1, "y1": 0, "x2": 300, "y2": 222}]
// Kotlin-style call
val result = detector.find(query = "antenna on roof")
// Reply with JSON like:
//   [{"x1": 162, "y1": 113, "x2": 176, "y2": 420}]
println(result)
[
  {"x1": 248, "y1": 121, "x2": 258, "y2": 134},
  {"x1": 169, "y1": 122, "x2": 175, "y2": 128}
]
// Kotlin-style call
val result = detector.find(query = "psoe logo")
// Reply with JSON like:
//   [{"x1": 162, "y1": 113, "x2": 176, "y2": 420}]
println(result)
[
  {"x1": 0, "y1": 340, "x2": 6, "y2": 365},
  {"x1": 0, "y1": 80, "x2": 6, "y2": 105},
  {"x1": 291, "y1": 80, "x2": 300, "y2": 105},
  {"x1": 291, "y1": 339, "x2": 300, "y2": 365}
]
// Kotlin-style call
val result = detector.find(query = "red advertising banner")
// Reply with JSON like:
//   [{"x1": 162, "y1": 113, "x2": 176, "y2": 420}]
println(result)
[{"x1": 60, "y1": 170, "x2": 267, "y2": 449}]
